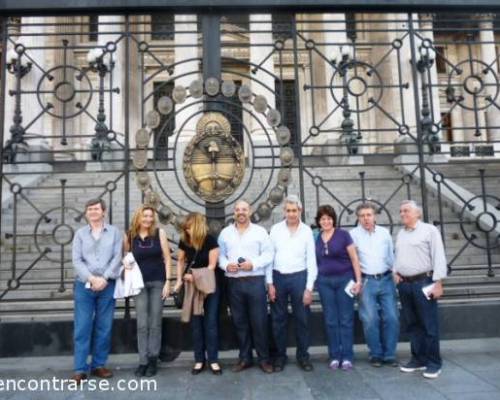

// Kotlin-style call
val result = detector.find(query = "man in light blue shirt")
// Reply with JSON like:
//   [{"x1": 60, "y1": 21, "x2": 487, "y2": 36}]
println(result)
[
  {"x1": 268, "y1": 195, "x2": 317, "y2": 372},
  {"x1": 218, "y1": 200, "x2": 274, "y2": 373},
  {"x1": 71, "y1": 198, "x2": 122, "y2": 383},
  {"x1": 350, "y1": 202, "x2": 399, "y2": 368}
]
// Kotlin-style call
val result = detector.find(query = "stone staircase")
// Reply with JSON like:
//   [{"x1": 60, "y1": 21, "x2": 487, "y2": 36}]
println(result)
[{"x1": 1, "y1": 159, "x2": 500, "y2": 321}]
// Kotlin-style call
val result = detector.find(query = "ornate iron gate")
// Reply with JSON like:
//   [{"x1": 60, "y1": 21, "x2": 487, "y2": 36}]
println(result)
[{"x1": 1, "y1": 10, "x2": 500, "y2": 317}]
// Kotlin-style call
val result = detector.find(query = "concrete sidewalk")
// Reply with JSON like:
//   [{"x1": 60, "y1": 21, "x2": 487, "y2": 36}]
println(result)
[{"x1": 1, "y1": 338, "x2": 500, "y2": 400}]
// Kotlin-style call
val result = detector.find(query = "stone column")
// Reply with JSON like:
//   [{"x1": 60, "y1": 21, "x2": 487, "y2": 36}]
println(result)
[
  {"x1": 174, "y1": 15, "x2": 200, "y2": 140},
  {"x1": 249, "y1": 14, "x2": 276, "y2": 143},
  {"x1": 478, "y1": 14, "x2": 500, "y2": 151},
  {"x1": 319, "y1": 13, "x2": 347, "y2": 156}
]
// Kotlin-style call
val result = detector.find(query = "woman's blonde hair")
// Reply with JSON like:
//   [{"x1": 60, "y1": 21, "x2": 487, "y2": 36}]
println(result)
[
  {"x1": 128, "y1": 205, "x2": 158, "y2": 242},
  {"x1": 181, "y1": 212, "x2": 208, "y2": 251}
]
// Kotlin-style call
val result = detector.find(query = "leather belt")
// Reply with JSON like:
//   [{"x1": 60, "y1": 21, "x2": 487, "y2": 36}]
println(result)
[
  {"x1": 362, "y1": 270, "x2": 391, "y2": 280},
  {"x1": 399, "y1": 271, "x2": 432, "y2": 283}
]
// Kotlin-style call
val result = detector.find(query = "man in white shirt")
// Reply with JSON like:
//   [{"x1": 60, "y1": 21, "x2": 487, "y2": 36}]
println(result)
[
  {"x1": 268, "y1": 195, "x2": 317, "y2": 372},
  {"x1": 218, "y1": 200, "x2": 274, "y2": 373}
]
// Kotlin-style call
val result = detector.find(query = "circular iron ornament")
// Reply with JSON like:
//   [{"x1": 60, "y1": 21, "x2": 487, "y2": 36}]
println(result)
[
  {"x1": 221, "y1": 80, "x2": 236, "y2": 97},
  {"x1": 52, "y1": 223, "x2": 75, "y2": 246},
  {"x1": 135, "y1": 78, "x2": 295, "y2": 227},
  {"x1": 183, "y1": 112, "x2": 245, "y2": 203},
  {"x1": 105, "y1": 41, "x2": 117, "y2": 53},
  {"x1": 266, "y1": 109, "x2": 282, "y2": 127},
  {"x1": 172, "y1": 85, "x2": 187, "y2": 104},
  {"x1": 399, "y1": 125, "x2": 410, "y2": 135},
  {"x1": 136, "y1": 171, "x2": 150, "y2": 189},
  {"x1": 238, "y1": 84, "x2": 253, "y2": 103},
  {"x1": 10, "y1": 183, "x2": 22, "y2": 194},
  {"x1": 312, "y1": 176, "x2": 323, "y2": 186},
  {"x1": 305, "y1": 39, "x2": 316, "y2": 50},
  {"x1": 447, "y1": 59, "x2": 500, "y2": 111},
  {"x1": 280, "y1": 147, "x2": 294, "y2": 166},
  {"x1": 138, "y1": 41, "x2": 149, "y2": 52},
  {"x1": 205, "y1": 77, "x2": 220, "y2": 97},
  {"x1": 309, "y1": 126, "x2": 320, "y2": 137},
  {"x1": 144, "y1": 191, "x2": 161, "y2": 208},
  {"x1": 157, "y1": 96, "x2": 173, "y2": 115},
  {"x1": 329, "y1": 60, "x2": 384, "y2": 113},
  {"x1": 107, "y1": 130, "x2": 117, "y2": 141},
  {"x1": 459, "y1": 195, "x2": 500, "y2": 250},
  {"x1": 145, "y1": 110, "x2": 161, "y2": 129},
  {"x1": 256, "y1": 201, "x2": 273, "y2": 219},
  {"x1": 392, "y1": 39, "x2": 403, "y2": 49},
  {"x1": 432, "y1": 172, "x2": 444, "y2": 184},
  {"x1": 105, "y1": 181, "x2": 117, "y2": 192},
  {"x1": 133, "y1": 148, "x2": 148, "y2": 169},
  {"x1": 269, "y1": 186, "x2": 285, "y2": 205},
  {"x1": 37, "y1": 65, "x2": 93, "y2": 119},
  {"x1": 158, "y1": 205, "x2": 174, "y2": 224},
  {"x1": 278, "y1": 169, "x2": 292, "y2": 186},
  {"x1": 34, "y1": 206, "x2": 81, "y2": 263},
  {"x1": 276, "y1": 126, "x2": 291, "y2": 145},
  {"x1": 189, "y1": 79, "x2": 204, "y2": 98},
  {"x1": 253, "y1": 95, "x2": 268, "y2": 113},
  {"x1": 274, "y1": 40, "x2": 285, "y2": 51},
  {"x1": 135, "y1": 128, "x2": 150, "y2": 148},
  {"x1": 338, "y1": 199, "x2": 394, "y2": 233}
]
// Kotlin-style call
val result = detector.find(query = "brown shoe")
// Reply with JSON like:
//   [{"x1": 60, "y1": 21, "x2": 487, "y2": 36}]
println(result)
[
  {"x1": 259, "y1": 362, "x2": 274, "y2": 374},
  {"x1": 70, "y1": 373, "x2": 87, "y2": 384},
  {"x1": 91, "y1": 367, "x2": 113, "y2": 378},
  {"x1": 231, "y1": 361, "x2": 253, "y2": 373}
]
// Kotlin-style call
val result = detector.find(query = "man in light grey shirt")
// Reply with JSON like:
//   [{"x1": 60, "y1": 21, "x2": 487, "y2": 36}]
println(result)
[
  {"x1": 394, "y1": 200, "x2": 447, "y2": 379},
  {"x1": 71, "y1": 198, "x2": 122, "y2": 383}
]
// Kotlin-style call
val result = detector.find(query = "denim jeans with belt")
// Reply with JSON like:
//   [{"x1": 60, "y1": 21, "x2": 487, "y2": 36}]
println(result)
[
  {"x1": 316, "y1": 272, "x2": 355, "y2": 362},
  {"x1": 73, "y1": 280, "x2": 116, "y2": 373},
  {"x1": 227, "y1": 276, "x2": 269, "y2": 364},
  {"x1": 134, "y1": 280, "x2": 164, "y2": 365},
  {"x1": 271, "y1": 270, "x2": 310, "y2": 363},
  {"x1": 397, "y1": 277, "x2": 442, "y2": 370},
  {"x1": 359, "y1": 273, "x2": 399, "y2": 361},
  {"x1": 191, "y1": 283, "x2": 221, "y2": 363}
]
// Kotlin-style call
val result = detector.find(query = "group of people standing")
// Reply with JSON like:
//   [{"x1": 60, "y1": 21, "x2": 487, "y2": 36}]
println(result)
[{"x1": 70, "y1": 195, "x2": 447, "y2": 383}]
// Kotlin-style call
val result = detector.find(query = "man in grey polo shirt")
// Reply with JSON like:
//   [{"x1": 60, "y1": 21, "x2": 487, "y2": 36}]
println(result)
[{"x1": 394, "y1": 200, "x2": 447, "y2": 379}]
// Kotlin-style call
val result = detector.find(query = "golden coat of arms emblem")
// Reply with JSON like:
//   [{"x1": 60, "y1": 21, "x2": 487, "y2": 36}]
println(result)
[{"x1": 183, "y1": 112, "x2": 245, "y2": 203}]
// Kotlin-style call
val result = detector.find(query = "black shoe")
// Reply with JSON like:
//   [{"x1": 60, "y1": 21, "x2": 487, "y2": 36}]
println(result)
[
  {"x1": 209, "y1": 363, "x2": 222, "y2": 375},
  {"x1": 273, "y1": 361, "x2": 285, "y2": 373},
  {"x1": 231, "y1": 361, "x2": 253, "y2": 373},
  {"x1": 369, "y1": 357, "x2": 383, "y2": 368},
  {"x1": 259, "y1": 362, "x2": 274, "y2": 374},
  {"x1": 191, "y1": 362, "x2": 205, "y2": 375},
  {"x1": 298, "y1": 360, "x2": 314, "y2": 372},
  {"x1": 134, "y1": 364, "x2": 148, "y2": 377},
  {"x1": 383, "y1": 359, "x2": 399, "y2": 368},
  {"x1": 145, "y1": 357, "x2": 158, "y2": 377}
]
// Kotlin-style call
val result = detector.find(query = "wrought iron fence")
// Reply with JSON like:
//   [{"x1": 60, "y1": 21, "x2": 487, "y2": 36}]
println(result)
[{"x1": 1, "y1": 11, "x2": 500, "y2": 313}]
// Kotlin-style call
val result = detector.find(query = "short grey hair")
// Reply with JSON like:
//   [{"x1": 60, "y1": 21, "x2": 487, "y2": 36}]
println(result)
[
  {"x1": 355, "y1": 202, "x2": 377, "y2": 216},
  {"x1": 284, "y1": 194, "x2": 302, "y2": 210},
  {"x1": 400, "y1": 200, "x2": 422, "y2": 217}
]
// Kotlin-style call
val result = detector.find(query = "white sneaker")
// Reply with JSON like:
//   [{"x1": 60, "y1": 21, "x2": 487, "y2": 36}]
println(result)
[{"x1": 423, "y1": 368, "x2": 442, "y2": 379}]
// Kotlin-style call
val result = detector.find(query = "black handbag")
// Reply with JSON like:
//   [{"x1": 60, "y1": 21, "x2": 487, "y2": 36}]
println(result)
[{"x1": 172, "y1": 249, "x2": 198, "y2": 309}]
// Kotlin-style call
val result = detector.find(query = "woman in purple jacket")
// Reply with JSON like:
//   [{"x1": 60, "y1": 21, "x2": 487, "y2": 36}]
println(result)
[{"x1": 315, "y1": 205, "x2": 362, "y2": 371}]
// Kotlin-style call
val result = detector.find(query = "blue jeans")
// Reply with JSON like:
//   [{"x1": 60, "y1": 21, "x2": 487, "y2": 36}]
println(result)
[
  {"x1": 359, "y1": 273, "x2": 399, "y2": 361},
  {"x1": 191, "y1": 284, "x2": 221, "y2": 363},
  {"x1": 227, "y1": 276, "x2": 269, "y2": 363},
  {"x1": 317, "y1": 273, "x2": 355, "y2": 362},
  {"x1": 271, "y1": 270, "x2": 310, "y2": 363},
  {"x1": 73, "y1": 280, "x2": 116, "y2": 373},
  {"x1": 397, "y1": 277, "x2": 442, "y2": 370}
]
